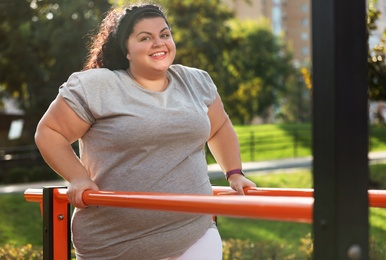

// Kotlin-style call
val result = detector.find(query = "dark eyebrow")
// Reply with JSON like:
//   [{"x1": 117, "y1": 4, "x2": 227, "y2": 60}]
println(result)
[{"x1": 136, "y1": 27, "x2": 170, "y2": 37}]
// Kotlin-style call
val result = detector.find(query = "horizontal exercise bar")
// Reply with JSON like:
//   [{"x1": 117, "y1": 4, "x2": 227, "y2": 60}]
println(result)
[
  {"x1": 213, "y1": 187, "x2": 386, "y2": 208},
  {"x1": 25, "y1": 187, "x2": 313, "y2": 223},
  {"x1": 24, "y1": 187, "x2": 386, "y2": 223}
]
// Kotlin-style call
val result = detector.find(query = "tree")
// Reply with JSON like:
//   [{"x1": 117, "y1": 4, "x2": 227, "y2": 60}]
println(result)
[
  {"x1": 227, "y1": 20, "x2": 294, "y2": 124},
  {"x1": 1, "y1": 0, "x2": 298, "y2": 129},
  {"x1": 160, "y1": 0, "x2": 236, "y2": 95},
  {"x1": 277, "y1": 67, "x2": 312, "y2": 123},
  {"x1": 0, "y1": 0, "x2": 111, "y2": 119},
  {"x1": 159, "y1": 1, "x2": 294, "y2": 124},
  {"x1": 368, "y1": 0, "x2": 386, "y2": 101}
]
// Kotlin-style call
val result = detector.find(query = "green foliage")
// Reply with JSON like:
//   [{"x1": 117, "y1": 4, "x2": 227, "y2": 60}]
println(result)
[
  {"x1": 370, "y1": 124, "x2": 386, "y2": 151},
  {"x1": 368, "y1": 163, "x2": 386, "y2": 189},
  {"x1": 226, "y1": 20, "x2": 294, "y2": 124},
  {"x1": 368, "y1": 0, "x2": 386, "y2": 100},
  {"x1": 230, "y1": 77, "x2": 263, "y2": 124},
  {"x1": 163, "y1": 0, "x2": 234, "y2": 69},
  {"x1": 223, "y1": 238, "x2": 307, "y2": 260},
  {"x1": 0, "y1": 244, "x2": 43, "y2": 260},
  {"x1": 1, "y1": 0, "x2": 299, "y2": 125},
  {"x1": 0, "y1": 0, "x2": 111, "y2": 119},
  {"x1": 277, "y1": 69, "x2": 312, "y2": 123}
]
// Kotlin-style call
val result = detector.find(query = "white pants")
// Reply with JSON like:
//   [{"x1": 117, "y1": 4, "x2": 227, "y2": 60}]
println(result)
[{"x1": 161, "y1": 227, "x2": 223, "y2": 260}]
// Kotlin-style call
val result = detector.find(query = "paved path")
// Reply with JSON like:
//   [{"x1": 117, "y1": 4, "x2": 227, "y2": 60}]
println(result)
[{"x1": 2, "y1": 151, "x2": 386, "y2": 194}]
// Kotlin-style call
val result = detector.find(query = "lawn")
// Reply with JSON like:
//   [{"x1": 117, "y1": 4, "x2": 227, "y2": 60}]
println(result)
[{"x1": 207, "y1": 123, "x2": 386, "y2": 164}]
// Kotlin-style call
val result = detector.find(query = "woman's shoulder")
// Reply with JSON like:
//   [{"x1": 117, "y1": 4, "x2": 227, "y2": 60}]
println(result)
[
  {"x1": 169, "y1": 64, "x2": 217, "y2": 105},
  {"x1": 169, "y1": 64, "x2": 207, "y2": 77},
  {"x1": 65, "y1": 68, "x2": 126, "y2": 91},
  {"x1": 70, "y1": 68, "x2": 120, "y2": 81},
  {"x1": 169, "y1": 64, "x2": 214, "y2": 85}
]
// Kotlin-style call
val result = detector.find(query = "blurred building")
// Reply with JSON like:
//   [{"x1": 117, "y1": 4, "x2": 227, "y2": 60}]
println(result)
[{"x1": 227, "y1": 0, "x2": 311, "y2": 67}]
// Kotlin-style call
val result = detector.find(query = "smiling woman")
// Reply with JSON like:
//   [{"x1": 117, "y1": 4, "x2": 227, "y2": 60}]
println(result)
[
  {"x1": 34, "y1": 3, "x2": 256, "y2": 260},
  {"x1": 126, "y1": 17, "x2": 175, "y2": 92}
]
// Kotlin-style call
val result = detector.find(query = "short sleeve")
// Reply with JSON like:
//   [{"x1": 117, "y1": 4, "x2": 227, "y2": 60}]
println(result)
[
  {"x1": 199, "y1": 70, "x2": 218, "y2": 107},
  {"x1": 170, "y1": 64, "x2": 218, "y2": 107},
  {"x1": 59, "y1": 72, "x2": 96, "y2": 124}
]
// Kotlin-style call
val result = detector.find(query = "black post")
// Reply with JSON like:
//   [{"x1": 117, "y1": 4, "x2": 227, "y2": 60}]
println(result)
[
  {"x1": 43, "y1": 187, "x2": 54, "y2": 260},
  {"x1": 312, "y1": 0, "x2": 369, "y2": 259}
]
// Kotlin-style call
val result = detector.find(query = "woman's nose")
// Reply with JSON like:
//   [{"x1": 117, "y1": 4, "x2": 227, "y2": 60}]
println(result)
[{"x1": 153, "y1": 37, "x2": 165, "y2": 47}]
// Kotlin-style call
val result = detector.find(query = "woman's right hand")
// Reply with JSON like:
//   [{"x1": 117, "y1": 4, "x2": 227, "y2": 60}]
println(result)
[{"x1": 67, "y1": 177, "x2": 99, "y2": 208}]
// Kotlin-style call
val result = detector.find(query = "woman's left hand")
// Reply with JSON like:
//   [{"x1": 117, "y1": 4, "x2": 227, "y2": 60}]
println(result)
[{"x1": 228, "y1": 174, "x2": 257, "y2": 195}]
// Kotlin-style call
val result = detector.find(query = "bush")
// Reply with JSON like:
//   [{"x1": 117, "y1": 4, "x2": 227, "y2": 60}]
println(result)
[
  {"x1": 370, "y1": 237, "x2": 386, "y2": 260},
  {"x1": 2, "y1": 236, "x2": 385, "y2": 259},
  {"x1": 222, "y1": 238, "x2": 309, "y2": 260},
  {"x1": 222, "y1": 234, "x2": 386, "y2": 259},
  {"x1": 369, "y1": 164, "x2": 386, "y2": 189},
  {"x1": 0, "y1": 244, "x2": 43, "y2": 259}
]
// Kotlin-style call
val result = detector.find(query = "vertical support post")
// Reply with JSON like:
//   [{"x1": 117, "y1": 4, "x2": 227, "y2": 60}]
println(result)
[
  {"x1": 42, "y1": 187, "x2": 53, "y2": 260},
  {"x1": 312, "y1": 0, "x2": 369, "y2": 259},
  {"x1": 43, "y1": 187, "x2": 71, "y2": 260}
]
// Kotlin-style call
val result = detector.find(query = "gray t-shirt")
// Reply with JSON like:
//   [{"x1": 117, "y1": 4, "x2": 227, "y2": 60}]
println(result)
[{"x1": 59, "y1": 64, "x2": 217, "y2": 259}]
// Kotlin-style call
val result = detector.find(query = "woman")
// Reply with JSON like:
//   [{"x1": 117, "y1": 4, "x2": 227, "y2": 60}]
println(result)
[{"x1": 35, "y1": 4, "x2": 256, "y2": 260}]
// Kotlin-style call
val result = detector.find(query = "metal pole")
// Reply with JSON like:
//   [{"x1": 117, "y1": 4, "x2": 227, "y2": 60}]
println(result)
[
  {"x1": 312, "y1": 0, "x2": 369, "y2": 259},
  {"x1": 42, "y1": 187, "x2": 53, "y2": 260},
  {"x1": 43, "y1": 187, "x2": 71, "y2": 260}
]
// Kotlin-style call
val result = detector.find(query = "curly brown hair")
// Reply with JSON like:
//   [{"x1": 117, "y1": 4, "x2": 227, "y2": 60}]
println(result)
[{"x1": 83, "y1": 4, "x2": 169, "y2": 71}]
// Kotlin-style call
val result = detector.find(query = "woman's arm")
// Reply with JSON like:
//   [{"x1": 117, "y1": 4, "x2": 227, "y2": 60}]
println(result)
[
  {"x1": 207, "y1": 94, "x2": 256, "y2": 194},
  {"x1": 35, "y1": 95, "x2": 99, "y2": 208}
]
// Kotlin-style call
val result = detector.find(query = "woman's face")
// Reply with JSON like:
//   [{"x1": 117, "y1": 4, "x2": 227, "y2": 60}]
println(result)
[{"x1": 126, "y1": 17, "x2": 176, "y2": 76}]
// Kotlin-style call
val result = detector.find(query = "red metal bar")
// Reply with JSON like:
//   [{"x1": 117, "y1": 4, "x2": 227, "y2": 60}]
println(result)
[
  {"x1": 41, "y1": 187, "x2": 71, "y2": 260},
  {"x1": 25, "y1": 187, "x2": 386, "y2": 209},
  {"x1": 213, "y1": 187, "x2": 386, "y2": 208},
  {"x1": 25, "y1": 187, "x2": 313, "y2": 223},
  {"x1": 81, "y1": 190, "x2": 313, "y2": 223},
  {"x1": 368, "y1": 190, "x2": 386, "y2": 208},
  {"x1": 212, "y1": 186, "x2": 314, "y2": 197},
  {"x1": 52, "y1": 189, "x2": 70, "y2": 260}
]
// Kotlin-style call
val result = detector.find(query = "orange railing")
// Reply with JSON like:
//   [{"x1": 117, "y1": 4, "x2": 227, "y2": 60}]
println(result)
[{"x1": 24, "y1": 186, "x2": 386, "y2": 260}]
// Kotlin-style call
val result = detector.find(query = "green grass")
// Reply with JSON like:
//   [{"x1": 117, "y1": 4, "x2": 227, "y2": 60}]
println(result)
[
  {"x1": 216, "y1": 123, "x2": 386, "y2": 164},
  {"x1": 0, "y1": 194, "x2": 42, "y2": 246},
  {"x1": 235, "y1": 124, "x2": 312, "y2": 162}
]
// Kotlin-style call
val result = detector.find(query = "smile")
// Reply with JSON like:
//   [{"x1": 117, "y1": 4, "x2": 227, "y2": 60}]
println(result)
[{"x1": 151, "y1": 52, "x2": 166, "y2": 57}]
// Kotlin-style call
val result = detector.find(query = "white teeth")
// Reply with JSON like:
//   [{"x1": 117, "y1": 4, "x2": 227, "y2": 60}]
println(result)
[{"x1": 151, "y1": 52, "x2": 165, "y2": 57}]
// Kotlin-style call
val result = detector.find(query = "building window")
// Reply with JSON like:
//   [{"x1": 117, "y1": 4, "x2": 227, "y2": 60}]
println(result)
[
  {"x1": 301, "y1": 46, "x2": 309, "y2": 56},
  {"x1": 301, "y1": 18, "x2": 309, "y2": 27},
  {"x1": 301, "y1": 4, "x2": 308, "y2": 13},
  {"x1": 301, "y1": 32, "x2": 308, "y2": 41}
]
